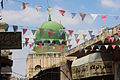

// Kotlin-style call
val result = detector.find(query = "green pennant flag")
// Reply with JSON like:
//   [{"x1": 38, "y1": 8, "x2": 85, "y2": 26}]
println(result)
[
  {"x1": 32, "y1": 30, "x2": 36, "y2": 35},
  {"x1": 74, "y1": 34, "x2": 79, "y2": 39}
]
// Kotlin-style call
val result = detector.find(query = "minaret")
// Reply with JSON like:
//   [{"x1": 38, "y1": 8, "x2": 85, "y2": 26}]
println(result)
[{"x1": 48, "y1": 8, "x2": 52, "y2": 21}]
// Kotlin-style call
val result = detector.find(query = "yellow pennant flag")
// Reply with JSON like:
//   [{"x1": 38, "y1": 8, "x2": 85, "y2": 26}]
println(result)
[{"x1": 35, "y1": 5, "x2": 42, "y2": 12}]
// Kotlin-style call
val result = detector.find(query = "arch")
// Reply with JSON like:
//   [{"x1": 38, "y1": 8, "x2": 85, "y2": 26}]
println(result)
[{"x1": 35, "y1": 65, "x2": 41, "y2": 71}]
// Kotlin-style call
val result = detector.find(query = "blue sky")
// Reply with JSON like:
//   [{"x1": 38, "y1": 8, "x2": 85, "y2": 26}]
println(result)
[{"x1": 1, "y1": 0, "x2": 120, "y2": 78}]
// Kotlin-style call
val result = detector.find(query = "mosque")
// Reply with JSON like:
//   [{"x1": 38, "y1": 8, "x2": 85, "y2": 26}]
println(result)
[{"x1": 26, "y1": 13, "x2": 75, "y2": 79}]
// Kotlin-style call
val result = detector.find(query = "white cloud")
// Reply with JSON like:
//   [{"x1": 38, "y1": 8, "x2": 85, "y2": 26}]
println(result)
[
  {"x1": 101, "y1": 0, "x2": 120, "y2": 8},
  {"x1": 2, "y1": 7, "x2": 47, "y2": 26}
]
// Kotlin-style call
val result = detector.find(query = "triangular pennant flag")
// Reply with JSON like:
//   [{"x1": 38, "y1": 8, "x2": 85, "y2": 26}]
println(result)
[
  {"x1": 85, "y1": 49, "x2": 88, "y2": 53},
  {"x1": 110, "y1": 37, "x2": 114, "y2": 42},
  {"x1": 117, "y1": 30, "x2": 120, "y2": 36},
  {"x1": 101, "y1": 15, "x2": 108, "y2": 22},
  {"x1": 58, "y1": 48, "x2": 61, "y2": 52},
  {"x1": 68, "y1": 45, "x2": 72, "y2": 49},
  {"x1": 68, "y1": 30, "x2": 74, "y2": 37},
  {"x1": 48, "y1": 32, "x2": 52, "y2": 38},
  {"x1": 29, "y1": 44, "x2": 33, "y2": 48},
  {"x1": 98, "y1": 45, "x2": 101, "y2": 50},
  {"x1": 25, "y1": 41, "x2": 28, "y2": 46},
  {"x1": 35, "y1": 5, "x2": 42, "y2": 12},
  {"x1": 1, "y1": 0, "x2": 3, "y2": 9},
  {"x1": 59, "y1": 39, "x2": 63, "y2": 44},
  {"x1": 118, "y1": 45, "x2": 120, "y2": 48},
  {"x1": 107, "y1": 35, "x2": 111, "y2": 41},
  {"x1": 79, "y1": 49, "x2": 82, "y2": 53},
  {"x1": 47, "y1": 45, "x2": 50, "y2": 50},
  {"x1": 23, "y1": 29, "x2": 27, "y2": 35},
  {"x1": 59, "y1": 29, "x2": 64, "y2": 35},
  {"x1": 80, "y1": 13, "x2": 86, "y2": 21},
  {"x1": 47, "y1": 8, "x2": 52, "y2": 13},
  {"x1": 114, "y1": 35, "x2": 119, "y2": 41},
  {"x1": 112, "y1": 45, "x2": 116, "y2": 49},
  {"x1": 25, "y1": 38, "x2": 29, "y2": 42},
  {"x1": 53, "y1": 46, "x2": 55, "y2": 50},
  {"x1": 71, "y1": 13, "x2": 76, "y2": 19},
  {"x1": 50, "y1": 39, "x2": 53, "y2": 43},
  {"x1": 65, "y1": 48, "x2": 68, "y2": 51},
  {"x1": 115, "y1": 16, "x2": 119, "y2": 20},
  {"x1": 88, "y1": 31, "x2": 93, "y2": 36},
  {"x1": 13, "y1": 25, "x2": 18, "y2": 32},
  {"x1": 79, "y1": 30, "x2": 83, "y2": 35},
  {"x1": 22, "y1": 2, "x2": 28, "y2": 10},
  {"x1": 61, "y1": 44, "x2": 64, "y2": 48},
  {"x1": 91, "y1": 45, "x2": 94, "y2": 49},
  {"x1": 90, "y1": 35, "x2": 95, "y2": 40},
  {"x1": 105, "y1": 45, "x2": 109, "y2": 49},
  {"x1": 41, "y1": 39, "x2": 45, "y2": 43},
  {"x1": 66, "y1": 33, "x2": 70, "y2": 40},
  {"x1": 76, "y1": 39, "x2": 80, "y2": 44},
  {"x1": 39, "y1": 43, "x2": 42, "y2": 47},
  {"x1": 57, "y1": 33, "x2": 61, "y2": 38},
  {"x1": 83, "y1": 45, "x2": 86, "y2": 49},
  {"x1": 67, "y1": 39, "x2": 71, "y2": 43},
  {"x1": 74, "y1": 34, "x2": 79, "y2": 39},
  {"x1": 108, "y1": 30, "x2": 112, "y2": 34},
  {"x1": 83, "y1": 34, "x2": 87, "y2": 40},
  {"x1": 31, "y1": 30, "x2": 36, "y2": 35},
  {"x1": 33, "y1": 38, "x2": 36, "y2": 43},
  {"x1": 90, "y1": 14, "x2": 97, "y2": 21},
  {"x1": 40, "y1": 28, "x2": 44, "y2": 37},
  {"x1": 59, "y1": 10, "x2": 65, "y2": 16}
]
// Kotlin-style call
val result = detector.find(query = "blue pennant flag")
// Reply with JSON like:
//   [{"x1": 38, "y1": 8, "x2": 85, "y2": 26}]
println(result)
[
  {"x1": 71, "y1": 13, "x2": 76, "y2": 19},
  {"x1": 79, "y1": 49, "x2": 82, "y2": 53},
  {"x1": 65, "y1": 48, "x2": 68, "y2": 51},
  {"x1": 88, "y1": 31, "x2": 93, "y2": 36},
  {"x1": 59, "y1": 29, "x2": 64, "y2": 35},
  {"x1": 13, "y1": 25, "x2": 18, "y2": 32},
  {"x1": 32, "y1": 30, "x2": 36, "y2": 35},
  {"x1": 57, "y1": 33, "x2": 61, "y2": 38},
  {"x1": 47, "y1": 45, "x2": 50, "y2": 50},
  {"x1": 33, "y1": 38, "x2": 36, "y2": 43},
  {"x1": 68, "y1": 45, "x2": 72, "y2": 49},
  {"x1": 41, "y1": 39, "x2": 45, "y2": 43},
  {"x1": 98, "y1": 45, "x2": 101, "y2": 50},
  {"x1": 90, "y1": 35, "x2": 95, "y2": 40}
]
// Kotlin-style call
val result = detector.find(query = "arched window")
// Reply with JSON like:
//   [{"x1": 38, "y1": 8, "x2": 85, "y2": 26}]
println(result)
[{"x1": 35, "y1": 65, "x2": 41, "y2": 71}]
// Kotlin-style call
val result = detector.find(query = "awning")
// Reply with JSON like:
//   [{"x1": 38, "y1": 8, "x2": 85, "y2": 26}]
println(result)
[{"x1": 72, "y1": 52, "x2": 113, "y2": 67}]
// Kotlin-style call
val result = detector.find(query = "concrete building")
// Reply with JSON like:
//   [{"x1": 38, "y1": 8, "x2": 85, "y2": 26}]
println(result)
[{"x1": 0, "y1": 22, "x2": 13, "y2": 80}]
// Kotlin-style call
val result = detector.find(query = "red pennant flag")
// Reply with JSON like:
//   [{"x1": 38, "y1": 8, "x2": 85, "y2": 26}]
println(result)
[
  {"x1": 58, "y1": 48, "x2": 61, "y2": 52},
  {"x1": 112, "y1": 45, "x2": 116, "y2": 49},
  {"x1": 23, "y1": 29, "x2": 27, "y2": 35},
  {"x1": 68, "y1": 30, "x2": 74, "y2": 37},
  {"x1": 39, "y1": 43, "x2": 42, "y2": 47},
  {"x1": 61, "y1": 44, "x2": 64, "y2": 48},
  {"x1": 59, "y1": 10, "x2": 65, "y2": 16},
  {"x1": 76, "y1": 39, "x2": 80, "y2": 44},
  {"x1": 22, "y1": 2, "x2": 28, "y2": 10},
  {"x1": 110, "y1": 37, "x2": 114, "y2": 42},
  {"x1": 48, "y1": 32, "x2": 52, "y2": 38},
  {"x1": 101, "y1": 15, "x2": 108, "y2": 22},
  {"x1": 107, "y1": 35, "x2": 111, "y2": 41},
  {"x1": 29, "y1": 44, "x2": 33, "y2": 48},
  {"x1": 117, "y1": 30, "x2": 120, "y2": 36},
  {"x1": 25, "y1": 38, "x2": 29, "y2": 42}
]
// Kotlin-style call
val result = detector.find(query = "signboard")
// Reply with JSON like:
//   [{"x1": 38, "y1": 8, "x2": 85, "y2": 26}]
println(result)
[
  {"x1": 0, "y1": 32, "x2": 22, "y2": 49},
  {"x1": 72, "y1": 61, "x2": 113, "y2": 79}
]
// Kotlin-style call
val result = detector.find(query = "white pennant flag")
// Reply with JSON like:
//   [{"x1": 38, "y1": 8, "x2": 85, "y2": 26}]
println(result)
[
  {"x1": 105, "y1": 45, "x2": 109, "y2": 49},
  {"x1": 91, "y1": 14, "x2": 98, "y2": 21}
]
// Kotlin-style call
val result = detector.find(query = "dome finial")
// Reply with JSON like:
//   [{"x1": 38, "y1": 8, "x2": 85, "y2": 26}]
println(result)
[{"x1": 47, "y1": 8, "x2": 52, "y2": 21}]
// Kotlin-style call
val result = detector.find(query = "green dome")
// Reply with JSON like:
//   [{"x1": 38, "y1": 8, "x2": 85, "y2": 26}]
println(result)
[{"x1": 36, "y1": 21, "x2": 65, "y2": 40}]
